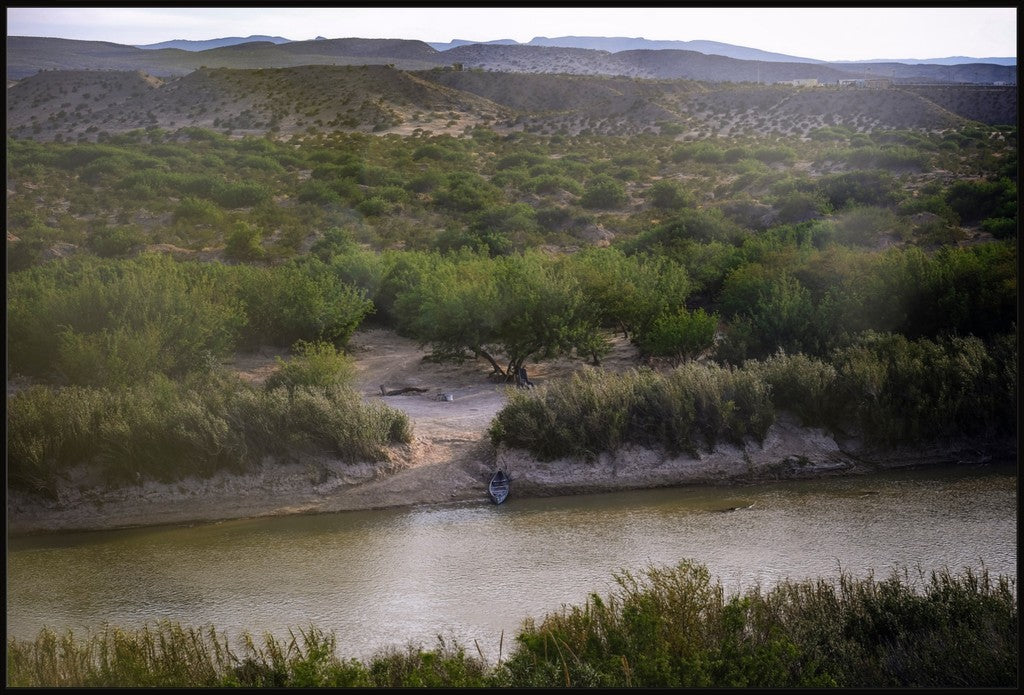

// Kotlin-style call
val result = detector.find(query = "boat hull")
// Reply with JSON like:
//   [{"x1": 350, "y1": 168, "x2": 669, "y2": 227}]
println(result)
[{"x1": 488, "y1": 471, "x2": 510, "y2": 504}]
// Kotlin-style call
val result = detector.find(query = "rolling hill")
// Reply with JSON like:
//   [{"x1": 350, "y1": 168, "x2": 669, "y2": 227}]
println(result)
[
  {"x1": 6, "y1": 65, "x2": 513, "y2": 141},
  {"x1": 6, "y1": 36, "x2": 1016, "y2": 85},
  {"x1": 10, "y1": 62, "x2": 1017, "y2": 145}
]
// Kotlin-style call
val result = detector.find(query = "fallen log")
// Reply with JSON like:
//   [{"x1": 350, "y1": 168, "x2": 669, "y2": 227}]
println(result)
[{"x1": 380, "y1": 385, "x2": 429, "y2": 396}]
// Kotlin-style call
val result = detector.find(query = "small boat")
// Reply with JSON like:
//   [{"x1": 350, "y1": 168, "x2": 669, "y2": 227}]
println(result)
[{"x1": 488, "y1": 469, "x2": 510, "y2": 504}]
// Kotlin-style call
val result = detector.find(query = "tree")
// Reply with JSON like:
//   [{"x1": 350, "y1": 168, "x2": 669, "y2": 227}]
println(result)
[
  {"x1": 393, "y1": 249, "x2": 505, "y2": 374},
  {"x1": 490, "y1": 252, "x2": 599, "y2": 377},
  {"x1": 395, "y1": 251, "x2": 602, "y2": 379},
  {"x1": 636, "y1": 307, "x2": 719, "y2": 365},
  {"x1": 566, "y1": 248, "x2": 691, "y2": 342}
]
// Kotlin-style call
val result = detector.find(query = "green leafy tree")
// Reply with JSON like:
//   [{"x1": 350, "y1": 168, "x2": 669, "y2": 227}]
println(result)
[
  {"x1": 566, "y1": 248, "x2": 691, "y2": 341},
  {"x1": 392, "y1": 249, "x2": 504, "y2": 373},
  {"x1": 237, "y1": 257, "x2": 374, "y2": 348},
  {"x1": 490, "y1": 252, "x2": 600, "y2": 377},
  {"x1": 395, "y1": 251, "x2": 601, "y2": 378},
  {"x1": 637, "y1": 307, "x2": 719, "y2": 365}
]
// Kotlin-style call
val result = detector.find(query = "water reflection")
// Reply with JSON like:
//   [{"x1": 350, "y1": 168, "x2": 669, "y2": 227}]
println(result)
[{"x1": 7, "y1": 462, "x2": 1016, "y2": 660}]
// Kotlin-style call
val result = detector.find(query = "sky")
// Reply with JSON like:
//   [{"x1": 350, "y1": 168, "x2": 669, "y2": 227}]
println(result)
[{"x1": 5, "y1": 6, "x2": 1018, "y2": 62}]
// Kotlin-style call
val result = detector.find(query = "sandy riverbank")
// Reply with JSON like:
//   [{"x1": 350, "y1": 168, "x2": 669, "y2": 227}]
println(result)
[{"x1": 6, "y1": 329, "x2": 1014, "y2": 535}]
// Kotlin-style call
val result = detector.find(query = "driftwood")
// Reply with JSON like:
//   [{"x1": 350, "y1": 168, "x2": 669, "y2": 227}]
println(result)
[{"x1": 380, "y1": 385, "x2": 429, "y2": 396}]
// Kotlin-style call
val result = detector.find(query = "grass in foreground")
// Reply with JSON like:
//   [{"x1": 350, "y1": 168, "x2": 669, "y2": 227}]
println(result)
[{"x1": 7, "y1": 562, "x2": 1016, "y2": 688}]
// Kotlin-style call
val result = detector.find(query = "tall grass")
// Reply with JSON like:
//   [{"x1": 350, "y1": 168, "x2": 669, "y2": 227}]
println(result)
[
  {"x1": 7, "y1": 371, "x2": 411, "y2": 498},
  {"x1": 491, "y1": 333, "x2": 1016, "y2": 461},
  {"x1": 6, "y1": 623, "x2": 490, "y2": 688},
  {"x1": 489, "y1": 364, "x2": 775, "y2": 460},
  {"x1": 500, "y1": 561, "x2": 1017, "y2": 688},
  {"x1": 7, "y1": 563, "x2": 1015, "y2": 688}
]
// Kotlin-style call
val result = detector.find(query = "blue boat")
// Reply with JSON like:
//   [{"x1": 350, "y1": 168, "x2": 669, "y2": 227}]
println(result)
[{"x1": 488, "y1": 469, "x2": 510, "y2": 504}]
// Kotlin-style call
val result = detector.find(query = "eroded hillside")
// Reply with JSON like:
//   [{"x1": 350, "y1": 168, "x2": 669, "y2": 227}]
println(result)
[{"x1": 8, "y1": 65, "x2": 1014, "y2": 144}]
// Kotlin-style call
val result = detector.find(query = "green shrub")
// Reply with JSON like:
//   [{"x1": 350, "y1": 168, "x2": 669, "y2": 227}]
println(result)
[
  {"x1": 580, "y1": 174, "x2": 628, "y2": 209},
  {"x1": 236, "y1": 258, "x2": 374, "y2": 348},
  {"x1": 355, "y1": 197, "x2": 390, "y2": 217},
  {"x1": 265, "y1": 340, "x2": 355, "y2": 395},
  {"x1": 211, "y1": 181, "x2": 271, "y2": 209},
  {"x1": 6, "y1": 564, "x2": 1014, "y2": 688},
  {"x1": 173, "y1": 197, "x2": 223, "y2": 226},
  {"x1": 945, "y1": 178, "x2": 1016, "y2": 225},
  {"x1": 980, "y1": 216, "x2": 1016, "y2": 239},
  {"x1": 635, "y1": 307, "x2": 718, "y2": 364},
  {"x1": 832, "y1": 332, "x2": 1015, "y2": 443},
  {"x1": 645, "y1": 179, "x2": 693, "y2": 210},
  {"x1": 490, "y1": 364, "x2": 774, "y2": 460},
  {"x1": 7, "y1": 254, "x2": 245, "y2": 385},
  {"x1": 87, "y1": 225, "x2": 146, "y2": 258},
  {"x1": 224, "y1": 222, "x2": 265, "y2": 261},
  {"x1": 500, "y1": 562, "x2": 1017, "y2": 688},
  {"x1": 817, "y1": 170, "x2": 900, "y2": 210}
]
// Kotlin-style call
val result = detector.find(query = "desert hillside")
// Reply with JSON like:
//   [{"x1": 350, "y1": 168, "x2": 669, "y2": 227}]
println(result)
[{"x1": 9, "y1": 64, "x2": 1015, "y2": 144}]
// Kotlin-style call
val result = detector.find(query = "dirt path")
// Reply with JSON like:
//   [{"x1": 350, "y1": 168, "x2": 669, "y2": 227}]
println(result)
[{"x1": 231, "y1": 329, "x2": 641, "y2": 511}]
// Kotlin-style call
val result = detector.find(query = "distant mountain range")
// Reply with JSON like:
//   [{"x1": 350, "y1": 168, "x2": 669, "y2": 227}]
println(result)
[
  {"x1": 834, "y1": 56, "x2": 1017, "y2": 67},
  {"x1": 136, "y1": 35, "x2": 292, "y2": 51},
  {"x1": 7, "y1": 34, "x2": 1014, "y2": 85},
  {"x1": 133, "y1": 33, "x2": 1014, "y2": 67}
]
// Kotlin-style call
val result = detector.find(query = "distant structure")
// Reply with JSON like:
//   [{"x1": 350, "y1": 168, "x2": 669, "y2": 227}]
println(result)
[
  {"x1": 779, "y1": 78, "x2": 819, "y2": 87},
  {"x1": 837, "y1": 78, "x2": 892, "y2": 89}
]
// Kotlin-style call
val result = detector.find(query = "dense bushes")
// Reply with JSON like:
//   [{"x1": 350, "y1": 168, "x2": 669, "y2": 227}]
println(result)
[
  {"x1": 234, "y1": 257, "x2": 374, "y2": 348},
  {"x1": 490, "y1": 365, "x2": 774, "y2": 460},
  {"x1": 6, "y1": 623, "x2": 491, "y2": 688},
  {"x1": 5, "y1": 121, "x2": 1016, "y2": 486},
  {"x1": 832, "y1": 331, "x2": 1016, "y2": 443},
  {"x1": 7, "y1": 254, "x2": 374, "y2": 385},
  {"x1": 7, "y1": 254, "x2": 245, "y2": 385},
  {"x1": 7, "y1": 371, "x2": 411, "y2": 497},
  {"x1": 7, "y1": 562, "x2": 1015, "y2": 688},
  {"x1": 490, "y1": 332, "x2": 1016, "y2": 460},
  {"x1": 945, "y1": 177, "x2": 1016, "y2": 225}
]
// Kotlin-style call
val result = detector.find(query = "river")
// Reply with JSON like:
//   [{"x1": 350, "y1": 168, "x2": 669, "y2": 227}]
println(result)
[{"x1": 6, "y1": 461, "x2": 1017, "y2": 661}]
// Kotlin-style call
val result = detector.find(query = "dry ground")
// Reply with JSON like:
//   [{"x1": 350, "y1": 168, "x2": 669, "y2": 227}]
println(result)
[{"x1": 226, "y1": 328, "x2": 641, "y2": 510}]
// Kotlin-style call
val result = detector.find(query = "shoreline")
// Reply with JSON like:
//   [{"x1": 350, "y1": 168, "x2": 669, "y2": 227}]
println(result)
[{"x1": 7, "y1": 416, "x2": 1014, "y2": 537}]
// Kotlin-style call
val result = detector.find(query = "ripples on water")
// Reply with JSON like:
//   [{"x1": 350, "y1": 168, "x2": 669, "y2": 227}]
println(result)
[{"x1": 7, "y1": 462, "x2": 1016, "y2": 660}]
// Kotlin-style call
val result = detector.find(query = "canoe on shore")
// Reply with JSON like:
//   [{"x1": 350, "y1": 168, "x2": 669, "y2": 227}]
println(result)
[{"x1": 488, "y1": 469, "x2": 510, "y2": 504}]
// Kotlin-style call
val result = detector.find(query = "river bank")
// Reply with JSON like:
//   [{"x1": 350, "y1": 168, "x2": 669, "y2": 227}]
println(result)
[
  {"x1": 6, "y1": 329, "x2": 1015, "y2": 535},
  {"x1": 7, "y1": 413, "x2": 1012, "y2": 535}
]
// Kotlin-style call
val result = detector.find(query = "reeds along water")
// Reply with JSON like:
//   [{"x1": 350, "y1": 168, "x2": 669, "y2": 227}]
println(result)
[{"x1": 6, "y1": 563, "x2": 1016, "y2": 687}]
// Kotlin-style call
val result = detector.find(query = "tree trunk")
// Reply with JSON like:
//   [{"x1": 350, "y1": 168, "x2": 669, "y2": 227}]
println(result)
[{"x1": 475, "y1": 348, "x2": 506, "y2": 377}]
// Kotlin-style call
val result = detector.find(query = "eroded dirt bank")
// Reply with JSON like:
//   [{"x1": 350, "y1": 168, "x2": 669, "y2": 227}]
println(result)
[{"x1": 7, "y1": 330, "x2": 1014, "y2": 535}]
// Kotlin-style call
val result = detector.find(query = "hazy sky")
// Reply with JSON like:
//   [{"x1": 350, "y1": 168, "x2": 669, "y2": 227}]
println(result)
[{"x1": 6, "y1": 6, "x2": 1017, "y2": 61}]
